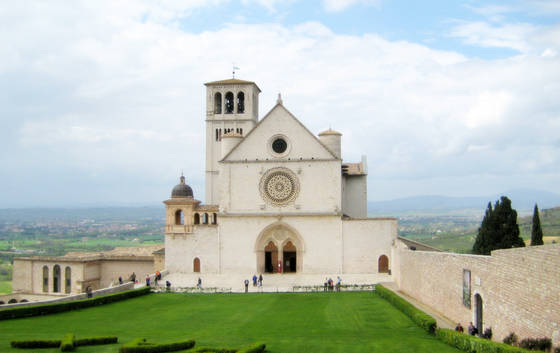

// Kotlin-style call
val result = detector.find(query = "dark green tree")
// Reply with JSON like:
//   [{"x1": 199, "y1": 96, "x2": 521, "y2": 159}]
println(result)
[
  {"x1": 530, "y1": 204, "x2": 544, "y2": 246},
  {"x1": 472, "y1": 196, "x2": 525, "y2": 255},
  {"x1": 473, "y1": 202, "x2": 493, "y2": 255}
]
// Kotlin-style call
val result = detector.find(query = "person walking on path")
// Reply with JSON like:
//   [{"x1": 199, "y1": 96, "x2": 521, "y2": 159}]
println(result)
[
  {"x1": 336, "y1": 276, "x2": 342, "y2": 292},
  {"x1": 146, "y1": 274, "x2": 151, "y2": 287},
  {"x1": 258, "y1": 274, "x2": 263, "y2": 287},
  {"x1": 244, "y1": 279, "x2": 249, "y2": 293},
  {"x1": 197, "y1": 277, "x2": 202, "y2": 289},
  {"x1": 252, "y1": 274, "x2": 257, "y2": 287}
]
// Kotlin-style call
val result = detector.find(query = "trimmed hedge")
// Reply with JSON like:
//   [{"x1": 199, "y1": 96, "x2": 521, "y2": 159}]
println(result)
[
  {"x1": 11, "y1": 339, "x2": 61, "y2": 349},
  {"x1": 237, "y1": 343, "x2": 266, "y2": 353},
  {"x1": 437, "y1": 329, "x2": 535, "y2": 353},
  {"x1": 75, "y1": 336, "x2": 118, "y2": 346},
  {"x1": 60, "y1": 333, "x2": 75, "y2": 352},
  {"x1": 0, "y1": 287, "x2": 151, "y2": 320},
  {"x1": 11, "y1": 335, "x2": 118, "y2": 350},
  {"x1": 375, "y1": 284, "x2": 437, "y2": 334},
  {"x1": 119, "y1": 338, "x2": 196, "y2": 353}
]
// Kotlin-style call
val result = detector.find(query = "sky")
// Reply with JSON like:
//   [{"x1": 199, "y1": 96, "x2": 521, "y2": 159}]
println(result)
[{"x1": 1, "y1": 0, "x2": 559, "y2": 207}]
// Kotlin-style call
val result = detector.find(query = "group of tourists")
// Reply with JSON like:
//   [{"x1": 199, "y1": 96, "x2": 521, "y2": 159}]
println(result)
[
  {"x1": 244, "y1": 274, "x2": 264, "y2": 292},
  {"x1": 324, "y1": 276, "x2": 342, "y2": 292},
  {"x1": 455, "y1": 322, "x2": 479, "y2": 336}
]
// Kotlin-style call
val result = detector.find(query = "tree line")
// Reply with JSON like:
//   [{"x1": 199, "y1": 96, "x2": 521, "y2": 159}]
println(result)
[{"x1": 472, "y1": 196, "x2": 543, "y2": 255}]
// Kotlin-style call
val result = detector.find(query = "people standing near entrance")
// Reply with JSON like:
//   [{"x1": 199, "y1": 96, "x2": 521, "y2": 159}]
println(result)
[
  {"x1": 197, "y1": 277, "x2": 202, "y2": 289},
  {"x1": 468, "y1": 322, "x2": 477, "y2": 336},
  {"x1": 244, "y1": 279, "x2": 249, "y2": 293},
  {"x1": 258, "y1": 274, "x2": 263, "y2": 287},
  {"x1": 252, "y1": 274, "x2": 257, "y2": 287},
  {"x1": 146, "y1": 274, "x2": 151, "y2": 287}
]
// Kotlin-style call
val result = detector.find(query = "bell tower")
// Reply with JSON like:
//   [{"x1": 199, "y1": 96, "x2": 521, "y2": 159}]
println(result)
[{"x1": 204, "y1": 78, "x2": 261, "y2": 204}]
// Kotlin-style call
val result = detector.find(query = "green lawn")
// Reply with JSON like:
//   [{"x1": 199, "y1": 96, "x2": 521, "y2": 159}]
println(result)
[
  {"x1": 0, "y1": 281, "x2": 10, "y2": 294},
  {"x1": 0, "y1": 292, "x2": 461, "y2": 353}
]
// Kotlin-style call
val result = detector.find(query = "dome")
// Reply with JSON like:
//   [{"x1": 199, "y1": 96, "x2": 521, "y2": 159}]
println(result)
[{"x1": 171, "y1": 175, "x2": 193, "y2": 198}]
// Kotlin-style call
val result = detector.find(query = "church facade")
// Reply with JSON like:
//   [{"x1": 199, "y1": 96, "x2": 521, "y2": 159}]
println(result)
[{"x1": 164, "y1": 78, "x2": 397, "y2": 275}]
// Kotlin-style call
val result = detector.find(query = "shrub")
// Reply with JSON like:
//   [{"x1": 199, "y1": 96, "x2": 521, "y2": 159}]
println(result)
[
  {"x1": 11, "y1": 339, "x2": 61, "y2": 348},
  {"x1": 375, "y1": 284, "x2": 437, "y2": 334},
  {"x1": 119, "y1": 338, "x2": 195, "y2": 353},
  {"x1": 75, "y1": 336, "x2": 118, "y2": 346},
  {"x1": 519, "y1": 337, "x2": 552, "y2": 351},
  {"x1": 60, "y1": 333, "x2": 75, "y2": 352},
  {"x1": 503, "y1": 332, "x2": 519, "y2": 346},
  {"x1": 0, "y1": 287, "x2": 151, "y2": 320},
  {"x1": 191, "y1": 348, "x2": 237, "y2": 353},
  {"x1": 437, "y1": 329, "x2": 534, "y2": 353},
  {"x1": 237, "y1": 343, "x2": 266, "y2": 353}
]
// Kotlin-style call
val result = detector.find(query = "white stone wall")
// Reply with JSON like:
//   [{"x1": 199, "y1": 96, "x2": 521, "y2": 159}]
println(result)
[
  {"x1": 99, "y1": 260, "x2": 154, "y2": 288},
  {"x1": 342, "y1": 175, "x2": 367, "y2": 218},
  {"x1": 165, "y1": 225, "x2": 220, "y2": 274},
  {"x1": 342, "y1": 218, "x2": 397, "y2": 273},
  {"x1": 220, "y1": 161, "x2": 341, "y2": 214},
  {"x1": 218, "y1": 215, "x2": 343, "y2": 274}
]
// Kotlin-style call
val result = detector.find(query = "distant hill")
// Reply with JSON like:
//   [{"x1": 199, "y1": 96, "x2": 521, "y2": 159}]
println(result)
[
  {"x1": 519, "y1": 206, "x2": 560, "y2": 237},
  {"x1": 368, "y1": 189, "x2": 560, "y2": 214}
]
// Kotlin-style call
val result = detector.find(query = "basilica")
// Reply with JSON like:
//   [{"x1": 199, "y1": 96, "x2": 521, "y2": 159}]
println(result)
[{"x1": 163, "y1": 78, "x2": 397, "y2": 275}]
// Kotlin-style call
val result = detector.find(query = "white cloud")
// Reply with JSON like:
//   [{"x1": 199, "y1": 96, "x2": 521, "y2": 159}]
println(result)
[
  {"x1": 1, "y1": 1, "x2": 559, "y2": 205},
  {"x1": 322, "y1": 0, "x2": 380, "y2": 12}
]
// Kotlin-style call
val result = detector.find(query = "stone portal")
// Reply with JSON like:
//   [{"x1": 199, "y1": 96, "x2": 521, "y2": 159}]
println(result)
[{"x1": 255, "y1": 222, "x2": 304, "y2": 274}]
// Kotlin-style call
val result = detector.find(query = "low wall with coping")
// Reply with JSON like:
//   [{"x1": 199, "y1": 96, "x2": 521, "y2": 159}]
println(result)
[
  {"x1": 0, "y1": 282, "x2": 134, "y2": 308},
  {"x1": 395, "y1": 244, "x2": 560, "y2": 346}
]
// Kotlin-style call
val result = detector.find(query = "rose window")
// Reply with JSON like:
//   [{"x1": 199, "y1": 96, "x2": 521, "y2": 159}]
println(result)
[{"x1": 259, "y1": 168, "x2": 300, "y2": 206}]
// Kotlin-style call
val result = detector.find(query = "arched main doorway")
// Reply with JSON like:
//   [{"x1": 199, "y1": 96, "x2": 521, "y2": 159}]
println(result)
[
  {"x1": 255, "y1": 222, "x2": 304, "y2": 274},
  {"x1": 474, "y1": 293, "x2": 483, "y2": 335},
  {"x1": 378, "y1": 255, "x2": 389, "y2": 273},
  {"x1": 264, "y1": 241, "x2": 278, "y2": 273},
  {"x1": 283, "y1": 241, "x2": 297, "y2": 273}
]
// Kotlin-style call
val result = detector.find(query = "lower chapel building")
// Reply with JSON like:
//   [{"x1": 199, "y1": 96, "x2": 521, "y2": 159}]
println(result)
[{"x1": 9, "y1": 78, "x2": 559, "y2": 346}]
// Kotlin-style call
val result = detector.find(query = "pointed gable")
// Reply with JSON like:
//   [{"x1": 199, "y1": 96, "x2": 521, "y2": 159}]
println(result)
[{"x1": 223, "y1": 103, "x2": 338, "y2": 162}]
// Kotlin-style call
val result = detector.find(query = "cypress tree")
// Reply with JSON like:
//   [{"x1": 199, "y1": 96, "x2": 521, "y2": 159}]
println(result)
[
  {"x1": 531, "y1": 204, "x2": 544, "y2": 246},
  {"x1": 472, "y1": 196, "x2": 525, "y2": 255},
  {"x1": 473, "y1": 202, "x2": 493, "y2": 255}
]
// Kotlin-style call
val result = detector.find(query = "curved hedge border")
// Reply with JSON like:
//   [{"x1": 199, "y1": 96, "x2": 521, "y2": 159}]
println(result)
[
  {"x1": 375, "y1": 284, "x2": 437, "y2": 334},
  {"x1": 190, "y1": 343, "x2": 265, "y2": 353},
  {"x1": 437, "y1": 329, "x2": 534, "y2": 353},
  {"x1": 11, "y1": 335, "x2": 118, "y2": 350},
  {"x1": 0, "y1": 287, "x2": 150, "y2": 320},
  {"x1": 119, "y1": 338, "x2": 195, "y2": 353}
]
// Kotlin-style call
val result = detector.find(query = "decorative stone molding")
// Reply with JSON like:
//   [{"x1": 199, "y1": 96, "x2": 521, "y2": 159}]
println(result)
[{"x1": 259, "y1": 167, "x2": 300, "y2": 206}]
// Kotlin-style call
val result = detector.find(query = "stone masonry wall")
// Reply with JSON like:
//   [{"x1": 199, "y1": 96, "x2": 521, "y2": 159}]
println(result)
[{"x1": 396, "y1": 244, "x2": 560, "y2": 346}]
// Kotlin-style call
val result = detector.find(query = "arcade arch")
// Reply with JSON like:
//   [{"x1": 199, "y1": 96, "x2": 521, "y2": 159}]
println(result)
[{"x1": 255, "y1": 222, "x2": 304, "y2": 274}]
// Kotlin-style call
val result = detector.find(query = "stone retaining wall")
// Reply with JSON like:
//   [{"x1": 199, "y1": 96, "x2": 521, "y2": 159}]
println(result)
[{"x1": 395, "y1": 244, "x2": 560, "y2": 346}]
